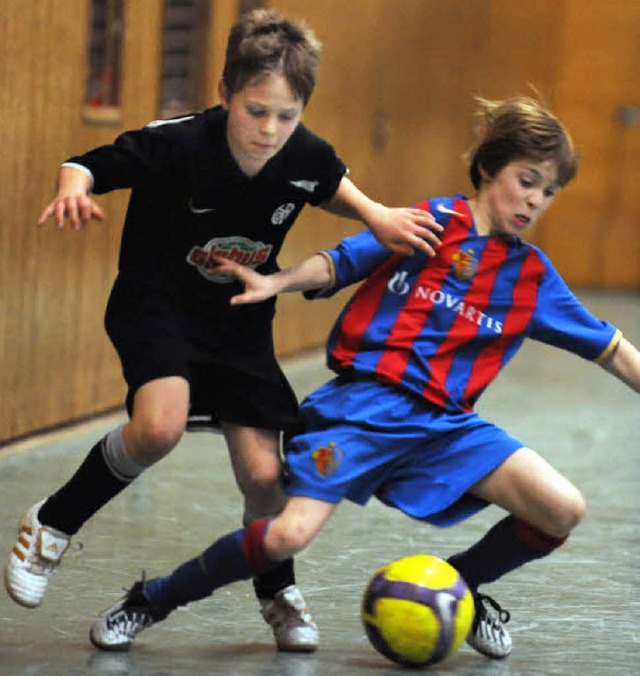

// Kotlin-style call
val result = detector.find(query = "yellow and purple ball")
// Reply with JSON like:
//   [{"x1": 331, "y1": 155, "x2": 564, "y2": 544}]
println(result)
[{"x1": 361, "y1": 554, "x2": 474, "y2": 667}]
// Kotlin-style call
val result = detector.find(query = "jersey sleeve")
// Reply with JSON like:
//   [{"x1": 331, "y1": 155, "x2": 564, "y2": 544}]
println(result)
[
  {"x1": 65, "y1": 117, "x2": 193, "y2": 194},
  {"x1": 289, "y1": 124, "x2": 347, "y2": 206},
  {"x1": 530, "y1": 251, "x2": 621, "y2": 361},
  {"x1": 304, "y1": 229, "x2": 393, "y2": 299}
]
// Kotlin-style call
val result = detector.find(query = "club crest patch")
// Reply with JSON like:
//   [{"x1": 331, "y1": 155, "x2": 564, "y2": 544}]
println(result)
[
  {"x1": 271, "y1": 202, "x2": 295, "y2": 225},
  {"x1": 451, "y1": 248, "x2": 478, "y2": 280},
  {"x1": 311, "y1": 442, "x2": 343, "y2": 477}
]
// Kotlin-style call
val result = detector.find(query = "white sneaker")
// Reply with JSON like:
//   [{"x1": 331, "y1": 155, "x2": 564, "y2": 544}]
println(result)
[
  {"x1": 260, "y1": 585, "x2": 319, "y2": 652},
  {"x1": 466, "y1": 592, "x2": 512, "y2": 658},
  {"x1": 90, "y1": 579, "x2": 163, "y2": 651},
  {"x1": 4, "y1": 500, "x2": 70, "y2": 608}
]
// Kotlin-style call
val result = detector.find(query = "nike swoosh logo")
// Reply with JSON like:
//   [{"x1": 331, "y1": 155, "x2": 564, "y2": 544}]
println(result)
[
  {"x1": 188, "y1": 199, "x2": 215, "y2": 214},
  {"x1": 436, "y1": 204, "x2": 464, "y2": 217},
  {"x1": 289, "y1": 179, "x2": 319, "y2": 193}
]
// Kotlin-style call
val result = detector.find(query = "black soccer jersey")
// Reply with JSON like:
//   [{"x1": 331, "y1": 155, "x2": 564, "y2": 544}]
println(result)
[{"x1": 66, "y1": 106, "x2": 347, "y2": 332}]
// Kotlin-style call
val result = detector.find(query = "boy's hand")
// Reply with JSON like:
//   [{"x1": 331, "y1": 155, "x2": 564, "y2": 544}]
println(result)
[
  {"x1": 210, "y1": 257, "x2": 278, "y2": 305},
  {"x1": 38, "y1": 193, "x2": 105, "y2": 231},
  {"x1": 322, "y1": 178, "x2": 442, "y2": 256},
  {"x1": 368, "y1": 205, "x2": 442, "y2": 256},
  {"x1": 38, "y1": 165, "x2": 104, "y2": 230}
]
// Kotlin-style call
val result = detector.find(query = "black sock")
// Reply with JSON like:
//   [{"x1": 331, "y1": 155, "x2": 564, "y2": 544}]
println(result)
[
  {"x1": 447, "y1": 515, "x2": 567, "y2": 591},
  {"x1": 38, "y1": 438, "x2": 131, "y2": 535},
  {"x1": 253, "y1": 557, "x2": 295, "y2": 600}
]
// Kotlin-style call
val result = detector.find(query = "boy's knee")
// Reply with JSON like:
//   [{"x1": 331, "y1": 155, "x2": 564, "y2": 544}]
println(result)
[
  {"x1": 548, "y1": 488, "x2": 586, "y2": 536},
  {"x1": 126, "y1": 414, "x2": 185, "y2": 463},
  {"x1": 266, "y1": 517, "x2": 314, "y2": 559},
  {"x1": 238, "y1": 460, "x2": 285, "y2": 514},
  {"x1": 563, "y1": 489, "x2": 586, "y2": 531},
  {"x1": 244, "y1": 463, "x2": 281, "y2": 493},
  {"x1": 282, "y1": 523, "x2": 314, "y2": 553}
]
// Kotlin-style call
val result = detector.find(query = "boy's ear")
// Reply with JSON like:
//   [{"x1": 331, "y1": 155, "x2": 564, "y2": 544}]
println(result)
[
  {"x1": 218, "y1": 79, "x2": 229, "y2": 108},
  {"x1": 478, "y1": 163, "x2": 491, "y2": 182}
]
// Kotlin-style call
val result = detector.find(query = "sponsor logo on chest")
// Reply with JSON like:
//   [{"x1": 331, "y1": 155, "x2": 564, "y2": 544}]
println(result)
[
  {"x1": 186, "y1": 236, "x2": 272, "y2": 283},
  {"x1": 386, "y1": 269, "x2": 503, "y2": 334}
]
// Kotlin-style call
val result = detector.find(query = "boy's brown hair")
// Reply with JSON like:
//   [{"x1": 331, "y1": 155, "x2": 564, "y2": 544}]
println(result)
[
  {"x1": 222, "y1": 9, "x2": 321, "y2": 106},
  {"x1": 468, "y1": 96, "x2": 578, "y2": 189}
]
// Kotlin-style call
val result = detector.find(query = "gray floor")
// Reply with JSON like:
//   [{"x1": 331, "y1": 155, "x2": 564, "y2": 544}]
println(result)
[{"x1": 0, "y1": 291, "x2": 638, "y2": 676}]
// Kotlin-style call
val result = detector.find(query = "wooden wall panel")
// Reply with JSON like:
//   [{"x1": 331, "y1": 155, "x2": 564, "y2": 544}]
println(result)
[
  {"x1": 203, "y1": 0, "x2": 241, "y2": 105},
  {"x1": 453, "y1": 0, "x2": 565, "y2": 252},
  {"x1": 70, "y1": 0, "x2": 165, "y2": 418},
  {"x1": 547, "y1": 0, "x2": 640, "y2": 288},
  {"x1": 357, "y1": 0, "x2": 482, "y2": 202},
  {"x1": 1, "y1": 0, "x2": 92, "y2": 440}
]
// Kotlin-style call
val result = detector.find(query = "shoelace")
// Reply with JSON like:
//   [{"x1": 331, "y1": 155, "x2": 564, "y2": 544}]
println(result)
[
  {"x1": 105, "y1": 608, "x2": 151, "y2": 636},
  {"x1": 265, "y1": 596, "x2": 311, "y2": 629},
  {"x1": 98, "y1": 571, "x2": 149, "y2": 618},
  {"x1": 474, "y1": 593, "x2": 511, "y2": 633}
]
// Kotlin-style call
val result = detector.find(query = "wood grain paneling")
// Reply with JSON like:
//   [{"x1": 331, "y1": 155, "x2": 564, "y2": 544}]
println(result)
[
  {"x1": 1, "y1": 0, "x2": 95, "y2": 440},
  {"x1": 548, "y1": 0, "x2": 640, "y2": 288}
]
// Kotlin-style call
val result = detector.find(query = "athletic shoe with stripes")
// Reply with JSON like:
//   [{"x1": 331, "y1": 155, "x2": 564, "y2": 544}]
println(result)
[
  {"x1": 90, "y1": 578, "x2": 167, "y2": 651},
  {"x1": 259, "y1": 585, "x2": 319, "y2": 652},
  {"x1": 466, "y1": 592, "x2": 512, "y2": 658},
  {"x1": 4, "y1": 499, "x2": 70, "y2": 607}
]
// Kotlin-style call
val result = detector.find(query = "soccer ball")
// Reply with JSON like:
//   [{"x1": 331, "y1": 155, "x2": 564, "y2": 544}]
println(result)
[{"x1": 361, "y1": 554, "x2": 474, "y2": 667}]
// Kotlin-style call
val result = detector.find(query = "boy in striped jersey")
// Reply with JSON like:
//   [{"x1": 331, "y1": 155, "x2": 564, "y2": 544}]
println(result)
[{"x1": 89, "y1": 96, "x2": 640, "y2": 659}]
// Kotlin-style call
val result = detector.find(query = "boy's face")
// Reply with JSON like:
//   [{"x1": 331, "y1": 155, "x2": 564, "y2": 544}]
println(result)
[
  {"x1": 474, "y1": 159, "x2": 561, "y2": 237},
  {"x1": 219, "y1": 72, "x2": 304, "y2": 177}
]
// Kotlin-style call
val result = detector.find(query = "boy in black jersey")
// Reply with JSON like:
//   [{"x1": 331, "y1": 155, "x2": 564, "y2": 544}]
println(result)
[{"x1": 5, "y1": 8, "x2": 440, "y2": 652}]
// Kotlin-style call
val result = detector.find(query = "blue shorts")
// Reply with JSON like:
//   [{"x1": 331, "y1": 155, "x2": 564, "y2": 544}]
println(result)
[{"x1": 284, "y1": 377, "x2": 524, "y2": 527}]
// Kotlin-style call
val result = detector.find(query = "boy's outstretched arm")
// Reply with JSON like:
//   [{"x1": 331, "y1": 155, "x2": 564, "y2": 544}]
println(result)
[
  {"x1": 213, "y1": 253, "x2": 332, "y2": 306},
  {"x1": 600, "y1": 337, "x2": 640, "y2": 393},
  {"x1": 38, "y1": 165, "x2": 104, "y2": 231},
  {"x1": 322, "y1": 176, "x2": 442, "y2": 257}
]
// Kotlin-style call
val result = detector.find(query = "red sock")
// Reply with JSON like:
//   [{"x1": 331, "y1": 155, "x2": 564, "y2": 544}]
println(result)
[{"x1": 242, "y1": 517, "x2": 273, "y2": 574}]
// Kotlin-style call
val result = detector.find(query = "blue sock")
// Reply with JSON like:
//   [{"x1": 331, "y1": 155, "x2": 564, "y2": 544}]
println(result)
[
  {"x1": 144, "y1": 528, "x2": 252, "y2": 615},
  {"x1": 447, "y1": 515, "x2": 567, "y2": 591}
]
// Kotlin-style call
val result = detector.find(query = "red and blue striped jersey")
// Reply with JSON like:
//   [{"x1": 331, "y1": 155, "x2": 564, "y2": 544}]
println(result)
[{"x1": 310, "y1": 195, "x2": 621, "y2": 413}]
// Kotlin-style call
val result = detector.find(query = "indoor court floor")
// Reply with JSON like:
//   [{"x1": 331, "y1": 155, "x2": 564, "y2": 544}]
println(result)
[{"x1": 0, "y1": 290, "x2": 638, "y2": 676}]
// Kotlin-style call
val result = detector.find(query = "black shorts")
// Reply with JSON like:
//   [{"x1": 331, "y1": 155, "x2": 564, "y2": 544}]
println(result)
[{"x1": 105, "y1": 283, "x2": 300, "y2": 432}]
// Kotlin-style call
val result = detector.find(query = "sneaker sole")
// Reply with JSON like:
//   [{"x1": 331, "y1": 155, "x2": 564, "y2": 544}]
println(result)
[
  {"x1": 276, "y1": 643, "x2": 318, "y2": 653},
  {"x1": 466, "y1": 637, "x2": 512, "y2": 659},
  {"x1": 89, "y1": 627, "x2": 133, "y2": 652},
  {"x1": 4, "y1": 565, "x2": 44, "y2": 608}
]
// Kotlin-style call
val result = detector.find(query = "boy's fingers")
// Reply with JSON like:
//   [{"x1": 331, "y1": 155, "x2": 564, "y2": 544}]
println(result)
[
  {"x1": 54, "y1": 201, "x2": 69, "y2": 228},
  {"x1": 37, "y1": 205, "x2": 54, "y2": 226},
  {"x1": 413, "y1": 238, "x2": 437, "y2": 257},
  {"x1": 38, "y1": 196, "x2": 104, "y2": 230},
  {"x1": 388, "y1": 239, "x2": 417, "y2": 256},
  {"x1": 411, "y1": 209, "x2": 443, "y2": 230}
]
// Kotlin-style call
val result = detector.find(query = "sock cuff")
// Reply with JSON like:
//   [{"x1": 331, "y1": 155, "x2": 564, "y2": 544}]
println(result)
[
  {"x1": 242, "y1": 517, "x2": 273, "y2": 574},
  {"x1": 101, "y1": 425, "x2": 146, "y2": 482},
  {"x1": 513, "y1": 518, "x2": 568, "y2": 552}
]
